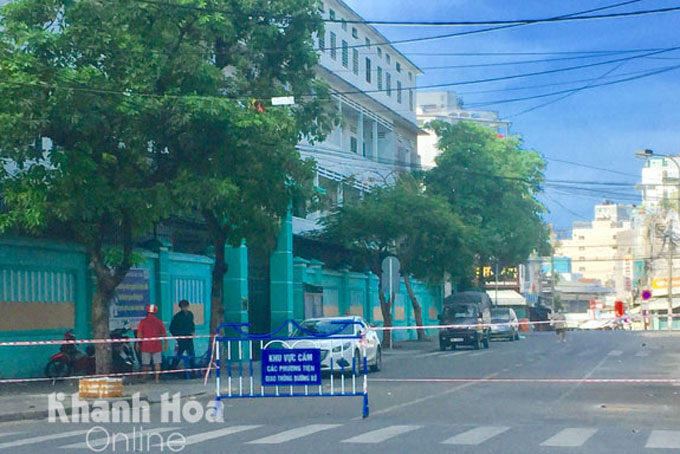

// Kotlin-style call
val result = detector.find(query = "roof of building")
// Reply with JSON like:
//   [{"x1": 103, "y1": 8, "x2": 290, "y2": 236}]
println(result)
[{"x1": 487, "y1": 290, "x2": 527, "y2": 306}]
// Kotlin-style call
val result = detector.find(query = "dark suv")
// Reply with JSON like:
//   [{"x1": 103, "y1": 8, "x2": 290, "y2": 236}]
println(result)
[{"x1": 438, "y1": 292, "x2": 492, "y2": 350}]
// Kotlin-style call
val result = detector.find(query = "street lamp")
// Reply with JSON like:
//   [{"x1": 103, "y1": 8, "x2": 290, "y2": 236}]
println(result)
[{"x1": 636, "y1": 148, "x2": 680, "y2": 330}]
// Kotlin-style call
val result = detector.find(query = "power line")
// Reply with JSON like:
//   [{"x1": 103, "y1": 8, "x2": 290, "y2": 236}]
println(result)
[{"x1": 502, "y1": 61, "x2": 628, "y2": 119}]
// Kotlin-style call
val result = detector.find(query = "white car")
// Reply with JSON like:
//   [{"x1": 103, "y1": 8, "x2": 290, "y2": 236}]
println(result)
[{"x1": 290, "y1": 316, "x2": 382, "y2": 373}]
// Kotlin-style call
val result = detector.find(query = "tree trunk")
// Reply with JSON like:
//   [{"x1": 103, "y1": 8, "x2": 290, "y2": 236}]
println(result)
[
  {"x1": 209, "y1": 234, "x2": 228, "y2": 335},
  {"x1": 378, "y1": 290, "x2": 393, "y2": 348},
  {"x1": 403, "y1": 274, "x2": 427, "y2": 341},
  {"x1": 92, "y1": 286, "x2": 114, "y2": 374}
]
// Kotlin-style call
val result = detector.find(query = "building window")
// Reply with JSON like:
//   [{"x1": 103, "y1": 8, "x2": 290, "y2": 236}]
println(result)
[
  {"x1": 318, "y1": 32, "x2": 325, "y2": 52},
  {"x1": 396, "y1": 62, "x2": 401, "y2": 73},
  {"x1": 330, "y1": 32, "x2": 337, "y2": 60},
  {"x1": 329, "y1": 9, "x2": 335, "y2": 20},
  {"x1": 397, "y1": 81, "x2": 402, "y2": 103},
  {"x1": 408, "y1": 71, "x2": 412, "y2": 81},
  {"x1": 352, "y1": 27, "x2": 358, "y2": 39},
  {"x1": 341, "y1": 19, "x2": 347, "y2": 31},
  {"x1": 365, "y1": 58, "x2": 371, "y2": 83},
  {"x1": 579, "y1": 267, "x2": 586, "y2": 272},
  {"x1": 409, "y1": 89, "x2": 414, "y2": 111},
  {"x1": 377, "y1": 48, "x2": 382, "y2": 58},
  {"x1": 386, "y1": 72, "x2": 391, "y2": 96},
  {"x1": 365, "y1": 37, "x2": 371, "y2": 47},
  {"x1": 386, "y1": 53, "x2": 391, "y2": 65},
  {"x1": 342, "y1": 40, "x2": 348, "y2": 67},
  {"x1": 579, "y1": 247, "x2": 585, "y2": 251},
  {"x1": 350, "y1": 137, "x2": 358, "y2": 154},
  {"x1": 377, "y1": 66, "x2": 383, "y2": 90},
  {"x1": 352, "y1": 49, "x2": 359, "y2": 75}
]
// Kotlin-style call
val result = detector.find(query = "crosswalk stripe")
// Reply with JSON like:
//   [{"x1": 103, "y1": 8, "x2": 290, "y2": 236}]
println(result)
[
  {"x1": 247, "y1": 424, "x2": 341, "y2": 444},
  {"x1": 636, "y1": 351, "x2": 649, "y2": 357},
  {"x1": 0, "y1": 429, "x2": 90, "y2": 449},
  {"x1": 608, "y1": 350, "x2": 623, "y2": 356},
  {"x1": 159, "y1": 425, "x2": 261, "y2": 448},
  {"x1": 342, "y1": 425, "x2": 421, "y2": 443},
  {"x1": 541, "y1": 428, "x2": 598, "y2": 447},
  {"x1": 646, "y1": 430, "x2": 680, "y2": 449},
  {"x1": 442, "y1": 426, "x2": 509, "y2": 445},
  {"x1": 61, "y1": 427, "x2": 178, "y2": 449}
]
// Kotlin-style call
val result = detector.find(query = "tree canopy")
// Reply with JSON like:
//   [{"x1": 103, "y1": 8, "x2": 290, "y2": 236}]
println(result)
[{"x1": 425, "y1": 121, "x2": 550, "y2": 274}]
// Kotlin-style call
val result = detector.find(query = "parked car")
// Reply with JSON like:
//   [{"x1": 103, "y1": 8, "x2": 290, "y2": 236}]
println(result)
[
  {"x1": 438, "y1": 292, "x2": 492, "y2": 350},
  {"x1": 490, "y1": 308, "x2": 520, "y2": 341},
  {"x1": 291, "y1": 316, "x2": 382, "y2": 373}
]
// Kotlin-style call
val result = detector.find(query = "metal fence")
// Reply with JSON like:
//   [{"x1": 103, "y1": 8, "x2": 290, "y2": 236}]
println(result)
[{"x1": 215, "y1": 319, "x2": 370, "y2": 418}]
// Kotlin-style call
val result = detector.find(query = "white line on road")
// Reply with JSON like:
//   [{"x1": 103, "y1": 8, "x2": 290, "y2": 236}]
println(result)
[
  {"x1": 247, "y1": 424, "x2": 341, "y2": 444},
  {"x1": 0, "y1": 432, "x2": 21, "y2": 439},
  {"x1": 540, "y1": 428, "x2": 598, "y2": 447},
  {"x1": 342, "y1": 425, "x2": 421, "y2": 443},
  {"x1": 167, "y1": 426, "x2": 261, "y2": 447},
  {"x1": 646, "y1": 430, "x2": 680, "y2": 449},
  {"x1": 469, "y1": 352, "x2": 489, "y2": 357},
  {"x1": 442, "y1": 426, "x2": 509, "y2": 445},
  {"x1": 363, "y1": 372, "x2": 500, "y2": 419},
  {"x1": 0, "y1": 429, "x2": 90, "y2": 449},
  {"x1": 61, "y1": 427, "x2": 178, "y2": 449},
  {"x1": 636, "y1": 351, "x2": 650, "y2": 357},
  {"x1": 608, "y1": 350, "x2": 623, "y2": 356},
  {"x1": 555, "y1": 354, "x2": 611, "y2": 403}
]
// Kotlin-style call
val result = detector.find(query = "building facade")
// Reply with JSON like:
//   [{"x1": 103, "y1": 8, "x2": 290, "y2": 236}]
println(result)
[
  {"x1": 556, "y1": 202, "x2": 632, "y2": 289},
  {"x1": 416, "y1": 91, "x2": 510, "y2": 168},
  {"x1": 294, "y1": 0, "x2": 423, "y2": 234}
]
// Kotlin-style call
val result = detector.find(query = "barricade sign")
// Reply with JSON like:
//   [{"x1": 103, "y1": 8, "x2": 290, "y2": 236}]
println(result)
[{"x1": 215, "y1": 319, "x2": 370, "y2": 418}]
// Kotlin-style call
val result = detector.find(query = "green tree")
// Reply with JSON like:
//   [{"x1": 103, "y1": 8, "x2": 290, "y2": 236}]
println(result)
[
  {"x1": 321, "y1": 175, "x2": 471, "y2": 345},
  {"x1": 425, "y1": 121, "x2": 550, "y2": 286},
  {"x1": 0, "y1": 0, "x2": 178, "y2": 373}
]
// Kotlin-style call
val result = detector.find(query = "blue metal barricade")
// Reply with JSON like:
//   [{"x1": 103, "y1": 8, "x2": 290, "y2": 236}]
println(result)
[{"x1": 215, "y1": 319, "x2": 369, "y2": 418}]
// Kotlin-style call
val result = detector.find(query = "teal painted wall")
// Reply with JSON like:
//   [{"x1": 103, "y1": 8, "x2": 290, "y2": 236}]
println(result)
[
  {"x1": 292, "y1": 258, "x2": 443, "y2": 342},
  {"x1": 0, "y1": 237, "x2": 226, "y2": 379}
]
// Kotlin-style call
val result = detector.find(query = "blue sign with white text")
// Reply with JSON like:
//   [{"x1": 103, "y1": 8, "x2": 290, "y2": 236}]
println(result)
[{"x1": 262, "y1": 348, "x2": 322, "y2": 386}]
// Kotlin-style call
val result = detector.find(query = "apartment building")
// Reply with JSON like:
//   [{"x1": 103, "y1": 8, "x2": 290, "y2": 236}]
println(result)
[{"x1": 294, "y1": 0, "x2": 423, "y2": 234}]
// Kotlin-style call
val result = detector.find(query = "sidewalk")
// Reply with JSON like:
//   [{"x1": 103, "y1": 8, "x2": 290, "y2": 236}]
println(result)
[{"x1": 0, "y1": 376, "x2": 212, "y2": 423}]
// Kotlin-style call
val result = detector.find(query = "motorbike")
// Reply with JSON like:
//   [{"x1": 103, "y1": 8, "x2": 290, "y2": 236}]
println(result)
[
  {"x1": 45, "y1": 330, "x2": 96, "y2": 378},
  {"x1": 110, "y1": 321, "x2": 138, "y2": 374}
]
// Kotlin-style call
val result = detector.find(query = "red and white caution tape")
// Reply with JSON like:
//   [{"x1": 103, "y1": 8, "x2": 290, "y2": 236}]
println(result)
[
  {"x1": 0, "y1": 366, "x2": 212, "y2": 384},
  {"x1": 0, "y1": 334, "x2": 212, "y2": 347},
  {"x1": 371, "y1": 377, "x2": 680, "y2": 384}
]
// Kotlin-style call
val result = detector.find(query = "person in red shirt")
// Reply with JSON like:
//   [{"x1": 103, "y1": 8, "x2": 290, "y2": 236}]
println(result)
[{"x1": 136, "y1": 304, "x2": 167, "y2": 383}]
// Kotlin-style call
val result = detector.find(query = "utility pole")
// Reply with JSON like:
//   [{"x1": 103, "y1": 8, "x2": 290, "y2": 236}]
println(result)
[
  {"x1": 495, "y1": 261, "x2": 499, "y2": 308},
  {"x1": 667, "y1": 219, "x2": 675, "y2": 331}
]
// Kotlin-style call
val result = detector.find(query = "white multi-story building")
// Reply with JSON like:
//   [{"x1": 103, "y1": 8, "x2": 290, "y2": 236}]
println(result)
[
  {"x1": 637, "y1": 155, "x2": 680, "y2": 210},
  {"x1": 294, "y1": 0, "x2": 423, "y2": 234},
  {"x1": 416, "y1": 91, "x2": 510, "y2": 168},
  {"x1": 556, "y1": 202, "x2": 633, "y2": 289}
]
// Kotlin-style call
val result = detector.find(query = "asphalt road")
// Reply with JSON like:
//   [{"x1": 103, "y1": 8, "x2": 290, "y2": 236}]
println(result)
[{"x1": 2, "y1": 330, "x2": 680, "y2": 453}]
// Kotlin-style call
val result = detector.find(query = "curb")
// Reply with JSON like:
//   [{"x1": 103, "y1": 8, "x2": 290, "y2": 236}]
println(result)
[{"x1": 0, "y1": 389, "x2": 209, "y2": 423}]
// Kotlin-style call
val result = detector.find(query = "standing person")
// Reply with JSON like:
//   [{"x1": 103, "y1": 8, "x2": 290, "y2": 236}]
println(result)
[
  {"x1": 170, "y1": 300, "x2": 196, "y2": 375},
  {"x1": 552, "y1": 310, "x2": 567, "y2": 343},
  {"x1": 136, "y1": 304, "x2": 167, "y2": 383}
]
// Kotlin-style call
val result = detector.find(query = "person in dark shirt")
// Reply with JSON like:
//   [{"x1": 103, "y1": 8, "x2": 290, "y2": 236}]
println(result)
[{"x1": 170, "y1": 300, "x2": 196, "y2": 374}]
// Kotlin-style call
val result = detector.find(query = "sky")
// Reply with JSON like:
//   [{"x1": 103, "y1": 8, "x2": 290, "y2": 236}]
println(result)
[{"x1": 344, "y1": 0, "x2": 680, "y2": 233}]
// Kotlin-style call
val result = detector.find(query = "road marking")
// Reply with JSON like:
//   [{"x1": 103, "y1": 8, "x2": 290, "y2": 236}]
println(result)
[
  {"x1": 636, "y1": 351, "x2": 650, "y2": 357},
  {"x1": 540, "y1": 428, "x2": 598, "y2": 447},
  {"x1": 342, "y1": 425, "x2": 421, "y2": 443},
  {"x1": 608, "y1": 350, "x2": 623, "y2": 356},
  {"x1": 469, "y1": 352, "x2": 488, "y2": 357},
  {"x1": 646, "y1": 430, "x2": 680, "y2": 449},
  {"x1": 424, "y1": 351, "x2": 466, "y2": 358},
  {"x1": 442, "y1": 426, "x2": 509, "y2": 445},
  {"x1": 424, "y1": 351, "x2": 443, "y2": 357},
  {"x1": 440, "y1": 351, "x2": 467, "y2": 357},
  {"x1": 247, "y1": 424, "x2": 341, "y2": 444},
  {"x1": 61, "y1": 427, "x2": 178, "y2": 449},
  {"x1": 555, "y1": 354, "x2": 611, "y2": 403},
  {"x1": 364, "y1": 372, "x2": 499, "y2": 418},
  {"x1": 164, "y1": 426, "x2": 261, "y2": 447},
  {"x1": 0, "y1": 430, "x2": 89, "y2": 449},
  {"x1": 0, "y1": 432, "x2": 21, "y2": 439}
]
